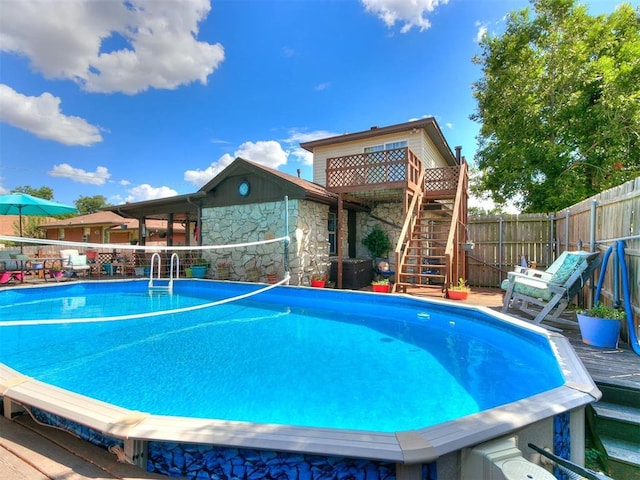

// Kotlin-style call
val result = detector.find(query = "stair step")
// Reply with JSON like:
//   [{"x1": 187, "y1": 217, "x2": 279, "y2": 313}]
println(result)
[
  {"x1": 598, "y1": 382, "x2": 640, "y2": 408},
  {"x1": 396, "y1": 281, "x2": 445, "y2": 290},
  {"x1": 404, "y1": 255, "x2": 447, "y2": 261},
  {"x1": 593, "y1": 401, "x2": 640, "y2": 427},
  {"x1": 600, "y1": 435, "x2": 640, "y2": 468}
]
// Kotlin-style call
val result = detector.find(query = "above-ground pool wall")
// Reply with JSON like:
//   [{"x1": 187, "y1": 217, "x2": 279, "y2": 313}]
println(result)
[
  {"x1": 437, "y1": 409, "x2": 584, "y2": 479},
  {"x1": 3, "y1": 398, "x2": 583, "y2": 480},
  {"x1": 199, "y1": 199, "x2": 331, "y2": 285}
]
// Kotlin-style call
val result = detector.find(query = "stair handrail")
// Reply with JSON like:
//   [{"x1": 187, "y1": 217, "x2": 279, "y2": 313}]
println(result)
[
  {"x1": 394, "y1": 167, "x2": 426, "y2": 285},
  {"x1": 168, "y1": 253, "x2": 180, "y2": 292},
  {"x1": 443, "y1": 163, "x2": 468, "y2": 288},
  {"x1": 148, "y1": 252, "x2": 162, "y2": 289}
]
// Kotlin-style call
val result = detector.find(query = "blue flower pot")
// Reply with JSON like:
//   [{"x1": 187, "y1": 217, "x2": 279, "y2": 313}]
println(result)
[
  {"x1": 191, "y1": 266, "x2": 208, "y2": 278},
  {"x1": 577, "y1": 314, "x2": 621, "y2": 349}
]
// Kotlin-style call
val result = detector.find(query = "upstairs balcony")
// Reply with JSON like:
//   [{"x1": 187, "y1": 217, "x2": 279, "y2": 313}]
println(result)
[{"x1": 326, "y1": 147, "x2": 462, "y2": 202}]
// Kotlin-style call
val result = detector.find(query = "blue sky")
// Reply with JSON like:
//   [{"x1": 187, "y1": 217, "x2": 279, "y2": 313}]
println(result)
[{"x1": 0, "y1": 0, "x2": 621, "y2": 208}]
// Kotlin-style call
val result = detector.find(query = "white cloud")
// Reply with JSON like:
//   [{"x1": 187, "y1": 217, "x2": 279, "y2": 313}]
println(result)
[
  {"x1": 475, "y1": 21, "x2": 488, "y2": 43},
  {"x1": 49, "y1": 163, "x2": 110, "y2": 185},
  {"x1": 362, "y1": 0, "x2": 449, "y2": 33},
  {"x1": 0, "y1": 0, "x2": 224, "y2": 95},
  {"x1": 0, "y1": 84, "x2": 103, "y2": 146},
  {"x1": 125, "y1": 184, "x2": 178, "y2": 202},
  {"x1": 184, "y1": 153, "x2": 235, "y2": 187},
  {"x1": 315, "y1": 82, "x2": 331, "y2": 91},
  {"x1": 285, "y1": 129, "x2": 340, "y2": 166},
  {"x1": 184, "y1": 141, "x2": 289, "y2": 187}
]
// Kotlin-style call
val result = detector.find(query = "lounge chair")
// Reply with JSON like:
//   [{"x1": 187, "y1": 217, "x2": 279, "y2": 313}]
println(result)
[
  {"x1": 501, "y1": 250, "x2": 601, "y2": 331},
  {"x1": 0, "y1": 270, "x2": 23, "y2": 284},
  {"x1": 59, "y1": 249, "x2": 91, "y2": 276}
]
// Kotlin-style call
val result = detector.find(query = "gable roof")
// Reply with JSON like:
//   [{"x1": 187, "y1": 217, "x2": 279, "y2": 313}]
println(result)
[
  {"x1": 105, "y1": 157, "x2": 355, "y2": 221},
  {"x1": 300, "y1": 117, "x2": 458, "y2": 165},
  {"x1": 199, "y1": 157, "x2": 338, "y2": 204}
]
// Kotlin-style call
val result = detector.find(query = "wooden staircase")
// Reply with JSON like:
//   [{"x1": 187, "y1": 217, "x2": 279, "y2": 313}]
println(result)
[
  {"x1": 393, "y1": 162, "x2": 468, "y2": 294},
  {"x1": 395, "y1": 199, "x2": 453, "y2": 293}
]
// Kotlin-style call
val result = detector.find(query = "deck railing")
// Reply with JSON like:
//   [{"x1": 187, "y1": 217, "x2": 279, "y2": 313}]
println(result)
[
  {"x1": 326, "y1": 147, "x2": 422, "y2": 193},
  {"x1": 424, "y1": 166, "x2": 461, "y2": 198}
]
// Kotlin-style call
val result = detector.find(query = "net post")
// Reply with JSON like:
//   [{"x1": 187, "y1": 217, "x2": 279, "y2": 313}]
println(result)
[{"x1": 284, "y1": 196, "x2": 290, "y2": 284}]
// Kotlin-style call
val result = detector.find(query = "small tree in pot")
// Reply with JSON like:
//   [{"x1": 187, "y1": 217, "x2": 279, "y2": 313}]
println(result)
[{"x1": 362, "y1": 224, "x2": 392, "y2": 266}]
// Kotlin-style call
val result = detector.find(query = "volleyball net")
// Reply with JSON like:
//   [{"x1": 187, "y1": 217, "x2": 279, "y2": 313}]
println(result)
[
  {"x1": 0, "y1": 233, "x2": 290, "y2": 283},
  {"x1": 0, "y1": 231, "x2": 293, "y2": 326}
]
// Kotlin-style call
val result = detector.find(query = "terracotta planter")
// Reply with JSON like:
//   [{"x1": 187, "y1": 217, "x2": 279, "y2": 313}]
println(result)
[
  {"x1": 311, "y1": 279, "x2": 326, "y2": 288},
  {"x1": 372, "y1": 284, "x2": 390, "y2": 293},
  {"x1": 266, "y1": 273, "x2": 278, "y2": 284},
  {"x1": 448, "y1": 290, "x2": 469, "y2": 300}
]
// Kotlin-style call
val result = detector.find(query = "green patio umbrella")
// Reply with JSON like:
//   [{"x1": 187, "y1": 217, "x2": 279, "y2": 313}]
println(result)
[{"x1": 0, "y1": 193, "x2": 77, "y2": 251}]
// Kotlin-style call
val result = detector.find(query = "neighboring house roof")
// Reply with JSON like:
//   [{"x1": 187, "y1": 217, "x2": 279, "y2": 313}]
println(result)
[
  {"x1": 300, "y1": 117, "x2": 459, "y2": 166},
  {"x1": 40, "y1": 211, "x2": 184, "y2": 231}
]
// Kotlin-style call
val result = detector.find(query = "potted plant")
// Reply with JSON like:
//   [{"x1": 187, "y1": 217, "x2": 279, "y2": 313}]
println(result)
[
  {"x1": 448, "y1": 278, "x2": 470, "y2": 300},
  {"x1": 191, "y1": 259, "x2": 210, "y2": 279},
  {"x1": 371, "y1": 278, "x2": 391, "y2": 293},
  {"x1": 362, "y1": 225, "x2": 392, "y2": 267},
  {"x1": 216, "y1": 261, "x2": 231, "y2": 280},
  {"x1": 49, "y1": 263, "x2": 64, "y2": 280},
  {"x1": 311, "y1": 273, "x2": 327, "y2": 288},
  {"x1": 577, "y1": 302, "x2": 625, "y2": 349}
]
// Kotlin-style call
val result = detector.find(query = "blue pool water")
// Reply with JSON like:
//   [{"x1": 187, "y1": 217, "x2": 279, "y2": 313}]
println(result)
[{"x1": 0, "y1": 280, "x2": 564, "y2": 432}]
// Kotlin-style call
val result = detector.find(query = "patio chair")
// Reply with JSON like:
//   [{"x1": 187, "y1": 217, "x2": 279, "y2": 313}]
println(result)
[
  {"x1": 59, "y1": 249, "x2": 91, "y2": 277},
  {"x1": 501, "y1": 250, "x2": 601, "y2": 331}
]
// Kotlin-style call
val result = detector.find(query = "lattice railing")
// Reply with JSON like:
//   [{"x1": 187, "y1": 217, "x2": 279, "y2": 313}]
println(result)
[
  {"x1": 424, "y1": 166, "x2": 461, "y2": 192},
  {"x1": 326, "y1": 148, "x2": 417, "y2": 190}
]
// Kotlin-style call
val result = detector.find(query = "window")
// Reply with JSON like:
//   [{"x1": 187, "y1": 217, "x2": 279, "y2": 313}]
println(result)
[
  {"x1": 328, "y1": 212, "x2": 336, "y2": 255},
  {"x1": 364, "y1": 140, "x2": 407, "y2": 153},
  {"x1": 364, "y1": 141, "x2": 408, "y2": 182}
]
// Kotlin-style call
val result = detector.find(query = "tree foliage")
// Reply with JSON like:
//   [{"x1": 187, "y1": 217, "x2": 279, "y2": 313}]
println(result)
[
  {"x1": 11, "y1": 185, "x2": 54, "y2": 200},
  {"x1": 471, "y1": 0, "x2": 640, "y2": 213},
  {"x1": 75, "y1": 195, "x2": 110, "y2": 214}
]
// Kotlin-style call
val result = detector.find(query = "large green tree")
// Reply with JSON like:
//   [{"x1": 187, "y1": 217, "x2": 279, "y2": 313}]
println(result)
[
  {"x1": 11, "y1": 185, "x2": 54, "y2": 200},
  {"x1": 471, "y1": 0, "x2": 640, "y2": 213},
  {"x1": 75, "y1": 195, "x2": 110, "y2": 214}
]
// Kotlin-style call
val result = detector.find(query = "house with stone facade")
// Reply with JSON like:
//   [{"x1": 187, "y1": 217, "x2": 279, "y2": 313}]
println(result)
[{"x1": 107, "y1": 118, "x2": 469, "y2": 292}]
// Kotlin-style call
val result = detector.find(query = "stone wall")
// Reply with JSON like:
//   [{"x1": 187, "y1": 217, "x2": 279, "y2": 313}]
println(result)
[
  {"x1": 200, "y1": 199, "x2": 330, "y2": 286},
  {"x1": 356, "y1": 202, "x2": 404, "y2": 268}
]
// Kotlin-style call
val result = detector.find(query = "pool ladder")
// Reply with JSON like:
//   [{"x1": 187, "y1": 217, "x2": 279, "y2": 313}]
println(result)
[{"x1": 148, "y1": 253, "x2": 179, "y2": 293}]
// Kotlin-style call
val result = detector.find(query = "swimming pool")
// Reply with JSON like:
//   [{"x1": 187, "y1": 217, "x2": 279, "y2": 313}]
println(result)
[{"x1": 0, "y1": 280, "x2": 599, "y2": 479}]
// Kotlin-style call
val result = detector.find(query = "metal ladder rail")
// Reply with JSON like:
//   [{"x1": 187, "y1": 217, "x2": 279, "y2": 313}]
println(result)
[
  {"x1": 167, "y1": 253, "x2": 179, "y2": 291},
  {"x1": 148, "y1": 253, "x2": 165, "y2": 290}
]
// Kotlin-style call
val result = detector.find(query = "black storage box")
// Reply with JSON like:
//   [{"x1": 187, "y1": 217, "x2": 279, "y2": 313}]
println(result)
[{"x1": 329, "y1": 257, "x2": 372, "y2": 289}]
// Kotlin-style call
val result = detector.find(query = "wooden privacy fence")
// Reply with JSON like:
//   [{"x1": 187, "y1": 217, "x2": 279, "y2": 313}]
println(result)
[{"x1": 467, "y1": 177, "x2": 639, "y2": 320}]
